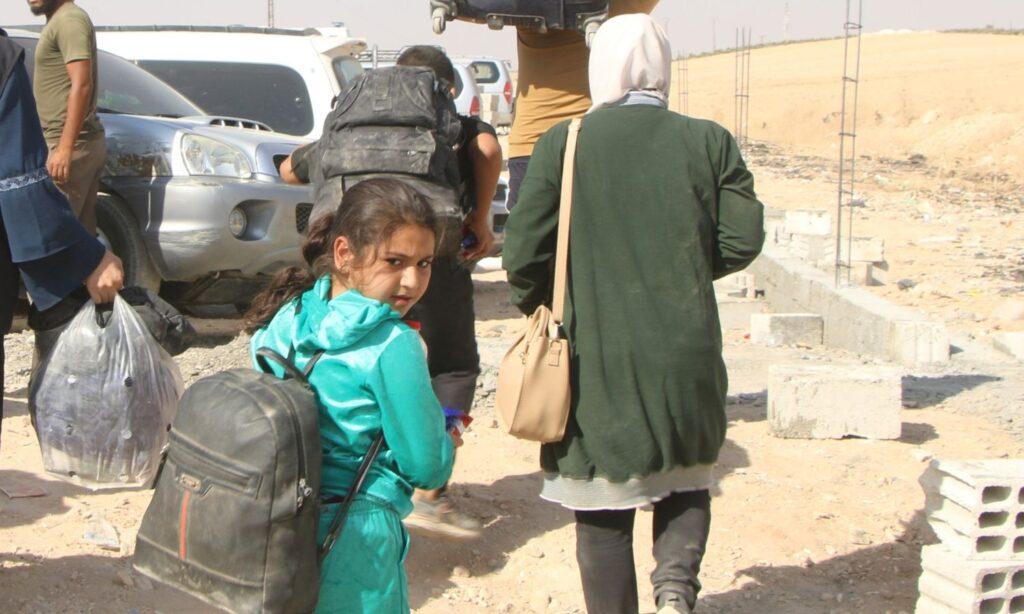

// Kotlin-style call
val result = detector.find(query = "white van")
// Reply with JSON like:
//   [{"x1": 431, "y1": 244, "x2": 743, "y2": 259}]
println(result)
[{"x1": 96, "y1": 25, "x2": 366, "y2": 140}]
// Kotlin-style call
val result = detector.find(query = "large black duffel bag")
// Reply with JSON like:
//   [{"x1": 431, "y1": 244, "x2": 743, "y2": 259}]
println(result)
[{"x1": 430, "y1": 0, "x2": 610, "y2": 41}]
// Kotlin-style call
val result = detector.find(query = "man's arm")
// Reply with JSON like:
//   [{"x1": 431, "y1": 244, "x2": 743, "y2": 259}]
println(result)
[
  {"x1": 279, "y1": 141, "x2": 317, "y2": 185},
  {"x1": 47, "y1": 58, "x2": 92, "y2": 184},
  {"x1": 462, "y1": 131, "x2": 502, "y2": 259}
]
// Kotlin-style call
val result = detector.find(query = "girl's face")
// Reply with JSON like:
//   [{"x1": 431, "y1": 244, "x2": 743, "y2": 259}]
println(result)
[{"x1": 332, "y1": 223, "x2": 435, "y2": 316}]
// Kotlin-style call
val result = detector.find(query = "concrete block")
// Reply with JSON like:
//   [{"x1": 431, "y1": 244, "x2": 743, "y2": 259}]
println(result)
[
  {"x1": 784, "y1": 209, "x2": 832, "y2": 236},
  {"x1": 824, "y1": 236, "x2": 887, "y2": 264},
  {"x1": 767, "y1": 364, "x2": 902, "y2": 440},
  {"x1": 871, "y1": 260, "x2": 892, "y2": 285},
  {"x1": 790, "y1": 235, "x2": 886, "y2": 266},
  {"x1": 916, "y1": 545, "x2": 1024, "y2": 613},
  {"x1": 750, "y1": 313, "x2": 823, "y2": 347},
  {"x1": 920, "y1": 460, "x2": 1024, "y2": 560},
  {"x1": 993, "y1": 333, "x2": 1024, "y2": 361},
  {"x1": 764, "y1": 210, "x2": 788, "y2": 247},
  {"x1": 913, "y1": 593, "x2": 962, "y2": 614},
  {"x1": 992, "y1": 300, "x2": 1024, "y2": 322},
  {"x1": 891, "y1": 319, "x2": 950, "y2": 366},
  {"x1": 717, "y1": 297, "x2": 765, "y2": 330},
  {"x1": 748, "y1": 248, "x2": 949, "y2": 366},
  {"x1": 714, "y1": 272, "x2": 758, "y2": 298},
  {"x1": 849, "y1": 262, "x2": 874, "y2": 287}
]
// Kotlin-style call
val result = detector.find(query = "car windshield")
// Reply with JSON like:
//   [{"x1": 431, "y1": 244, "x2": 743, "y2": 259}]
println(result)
[
  {"x1": 137, "y1": 60, "x2": 314, "y2": 137},
  {"x1": 13, "y1": 36, "x2": 203, "y2": 118}
]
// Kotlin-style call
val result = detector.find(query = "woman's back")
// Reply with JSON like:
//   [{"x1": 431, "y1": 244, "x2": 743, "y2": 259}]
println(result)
[{"x1": 504, "y1": 104, "x2": 764, "y2": 482}]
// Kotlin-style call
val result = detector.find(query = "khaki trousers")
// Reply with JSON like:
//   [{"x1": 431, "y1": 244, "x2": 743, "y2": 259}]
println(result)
[{"x1": 49, "y1": 133, "x2": 106, "y2": 234}]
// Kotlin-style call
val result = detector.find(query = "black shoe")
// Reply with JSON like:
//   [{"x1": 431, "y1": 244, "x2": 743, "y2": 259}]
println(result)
[{"x1": 656, "y1": 592, "x2": 694, "y2": 614}]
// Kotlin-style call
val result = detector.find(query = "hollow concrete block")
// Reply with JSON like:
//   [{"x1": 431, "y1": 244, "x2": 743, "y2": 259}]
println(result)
[
  {"x1": 920, "y1": 459, "x2": 1024, "y2": 560},
  {"x1": 915, "y1": 545, "x2": 1024, "y2": 614}
]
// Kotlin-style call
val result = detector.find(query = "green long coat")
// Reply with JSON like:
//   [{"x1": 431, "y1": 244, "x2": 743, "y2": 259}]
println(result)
[{"x1": 502, "y1": 105, "x2": 764, "y2": 483}]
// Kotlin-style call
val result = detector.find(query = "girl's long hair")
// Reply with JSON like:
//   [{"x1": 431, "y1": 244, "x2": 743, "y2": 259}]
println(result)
[{"x1": 243, "y1": 178, "x2": 438, "y2": 334}]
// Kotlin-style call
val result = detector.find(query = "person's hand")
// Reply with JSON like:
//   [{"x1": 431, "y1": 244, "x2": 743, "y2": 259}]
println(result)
[
  {"x1": 461, "y1": 212, "x2": 496, "y2": 261},
  {"x1": 46, "y1": 146, "x2": 73, "y2": 185},
  {"x1": 84, "y1": 250, "x2": 124, "y2": 304},
  {"x1": 449, "y1": 429, "x2": 464, "y2": 448}
]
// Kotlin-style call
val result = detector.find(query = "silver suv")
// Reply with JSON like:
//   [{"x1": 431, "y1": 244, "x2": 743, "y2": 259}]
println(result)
[{"x1": 11, "y1": 31, "x2": 312, "y2": 313}]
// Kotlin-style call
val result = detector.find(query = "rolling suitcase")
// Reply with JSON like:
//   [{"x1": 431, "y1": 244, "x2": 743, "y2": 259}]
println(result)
[{"x1": 431, "y1": 0, "x2": 609, "y2": 43}]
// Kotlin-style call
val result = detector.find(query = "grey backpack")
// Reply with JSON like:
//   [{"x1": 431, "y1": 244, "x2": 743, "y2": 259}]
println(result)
[
  {"x1": 133, "y1": 348, "x2": 383, "y2": 614},
  {"x1": 312, "y1": 65, "x2": 465, "y2": 254}
]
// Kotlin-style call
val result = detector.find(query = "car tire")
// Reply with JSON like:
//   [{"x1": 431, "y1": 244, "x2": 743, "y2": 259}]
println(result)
[{"x1": 96, "y1": 193, "x2": 162, "y2": 292}]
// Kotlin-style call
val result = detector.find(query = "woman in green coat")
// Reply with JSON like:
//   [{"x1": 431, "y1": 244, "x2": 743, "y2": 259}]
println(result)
[{"x1": 502, "y1": 14, "x2": 765, "y2": 614}]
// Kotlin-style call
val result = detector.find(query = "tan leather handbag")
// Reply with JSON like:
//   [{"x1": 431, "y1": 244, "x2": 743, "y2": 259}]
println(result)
[{"x1": 496, "y1": 118, "x2": 581, "y2": 443}]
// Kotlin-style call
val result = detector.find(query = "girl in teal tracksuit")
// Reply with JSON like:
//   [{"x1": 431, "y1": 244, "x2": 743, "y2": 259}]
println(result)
[{"x1": 245, "y1": 178, "x2": 456, "y2": 613}]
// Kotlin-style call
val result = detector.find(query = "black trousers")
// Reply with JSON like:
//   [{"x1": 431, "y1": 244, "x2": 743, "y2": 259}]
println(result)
[
  {"x1": 506, "y1": 155, "x2": 531, "y2": 211},
  {"x1": 0, "y1": 221, "x2": 21, "y2": 452},
  {"x1": 574, "y1": 490, "x2": 711, "y2": 614},
  {"x1": 406, "y1": 256, "x2": 480, "y2": 413}
]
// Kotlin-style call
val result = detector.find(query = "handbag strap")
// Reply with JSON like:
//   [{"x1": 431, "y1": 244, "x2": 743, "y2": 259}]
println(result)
[
  {"x1": 318, "y1": 433, "x2": 385, "y2": 563},
  {"x1": 552, "y1": 118, "x2": 582, "y2": 324}
]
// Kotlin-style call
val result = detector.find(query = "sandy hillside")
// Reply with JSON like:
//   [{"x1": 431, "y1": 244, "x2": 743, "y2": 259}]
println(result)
[
  {"x1": 677, "y1": 32, "x2": 1024, "y2": 340},
  {"x1": 2, "y1": 30, "x2": 1024, "y2": 614},
  {"x1": 679, "y1": 31, "x2": 1024, "y2": 184}
]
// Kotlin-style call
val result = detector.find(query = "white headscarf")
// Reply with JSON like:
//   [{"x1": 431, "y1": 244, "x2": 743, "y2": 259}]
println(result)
[{"x1": 587, "y1": 13, "x2": 672, "y2": 113}]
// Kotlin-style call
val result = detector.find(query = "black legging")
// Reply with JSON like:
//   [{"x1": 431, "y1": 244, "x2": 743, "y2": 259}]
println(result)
[{"x1": 574, "y1": 489, "x2": 711, "y2": 614}]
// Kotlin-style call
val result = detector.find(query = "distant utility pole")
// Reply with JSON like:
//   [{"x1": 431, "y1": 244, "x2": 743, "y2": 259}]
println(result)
[
  {"x1": 733, "y1": 27, "x2": 751, "y2": 150},
  {"x1": 268, "y1": 0, "x2": 275, "y2": 28},
  {"x1": 784, "y1": 2, "x2": 791, "y2": 42}
]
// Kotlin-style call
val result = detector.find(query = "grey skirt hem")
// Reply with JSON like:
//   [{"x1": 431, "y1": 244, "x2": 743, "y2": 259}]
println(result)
[{"x1": 539, "y1": 464, "x2": 714, "y2": 511}]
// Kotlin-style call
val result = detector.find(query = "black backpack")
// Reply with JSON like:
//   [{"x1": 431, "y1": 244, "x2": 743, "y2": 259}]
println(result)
[
  {"x1": 133, "y1": 348, "x2": 382, "y2": 614},
  {"x1": 311, "y1": 65, "x2": 465, "y2": 255}
]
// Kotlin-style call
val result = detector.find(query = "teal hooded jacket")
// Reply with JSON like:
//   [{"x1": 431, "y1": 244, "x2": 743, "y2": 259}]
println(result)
[{"x1": 250, "y1": 276, "x2": 454, "y2": 517}]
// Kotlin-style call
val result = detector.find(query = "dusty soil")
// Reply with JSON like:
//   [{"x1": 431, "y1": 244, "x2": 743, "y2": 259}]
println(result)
[{"x1": 2, "y1": 31, "x2": 1024, "y2": 614}]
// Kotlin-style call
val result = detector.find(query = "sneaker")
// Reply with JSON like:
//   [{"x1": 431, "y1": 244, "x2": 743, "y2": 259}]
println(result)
[
  {"x1": 656, "y1": 592, "x2": 693, "y2": 614},
  {"x1": 404, "y1": 495, "x2": 481, "y2": 540}
]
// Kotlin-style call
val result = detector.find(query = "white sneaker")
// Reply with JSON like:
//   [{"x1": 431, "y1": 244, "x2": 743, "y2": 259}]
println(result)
[{"x1": 403, "y1": 495, "x2": 481, "y2": 540}]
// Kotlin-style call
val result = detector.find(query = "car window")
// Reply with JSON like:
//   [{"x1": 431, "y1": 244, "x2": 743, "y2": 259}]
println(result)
[
  {"x1": 13, "y1": 37, "x2": 203, "y2": 118},
  {"x1": 470, "y1": 61, "x2": 499, "y2": 85},
  {"x1": 138, "y1": 60, "x2": 314, "y2": 137},
  {"x1": 332, "y1": 57, "x2": 364, "y2": 92}
]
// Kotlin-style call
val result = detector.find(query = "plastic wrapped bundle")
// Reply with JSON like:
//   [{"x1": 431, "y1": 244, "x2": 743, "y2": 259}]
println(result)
[{"x1": 29, "y1": 296, "x2": 183, "y2": 489}]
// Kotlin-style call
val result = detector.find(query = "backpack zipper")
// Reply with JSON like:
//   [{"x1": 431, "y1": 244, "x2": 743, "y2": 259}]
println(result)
[{"x1": 272, "y1": 382, "x2": 312, "y2": 511}]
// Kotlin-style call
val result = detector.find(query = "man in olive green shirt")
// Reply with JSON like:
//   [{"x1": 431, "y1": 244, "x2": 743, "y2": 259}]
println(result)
[{"x1": 28, "y1": 0, "x2": 105, "y2": 233}]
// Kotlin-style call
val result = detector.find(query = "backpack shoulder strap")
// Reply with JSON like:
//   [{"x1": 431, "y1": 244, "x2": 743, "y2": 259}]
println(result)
[
  {"x1": 254, "y1": 347, "x2": 326, "y2": 386},
  {"x1": 318, "y1": 433, "x2": 386, "y2": 563}
]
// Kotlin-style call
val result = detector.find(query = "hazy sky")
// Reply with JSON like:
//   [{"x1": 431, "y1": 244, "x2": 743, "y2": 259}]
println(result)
[{"x1": 3, "y1": 1, "x2": 1023, "y2": 63}]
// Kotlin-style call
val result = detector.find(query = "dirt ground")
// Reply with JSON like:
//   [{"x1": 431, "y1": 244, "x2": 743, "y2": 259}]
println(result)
[{"x1": 2, "y1": 31, "x2": 1024, "y2": 614}]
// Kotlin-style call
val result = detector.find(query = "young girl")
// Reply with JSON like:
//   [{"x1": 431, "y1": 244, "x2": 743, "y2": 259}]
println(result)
[{"x1": 244, "y1": 177, "x2": 455, "y2": 613}]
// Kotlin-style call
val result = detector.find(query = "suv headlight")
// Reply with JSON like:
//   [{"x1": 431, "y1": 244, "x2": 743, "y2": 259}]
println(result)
[{"x1": 181, "y1": 134, "x2": 252, "y2": 178}]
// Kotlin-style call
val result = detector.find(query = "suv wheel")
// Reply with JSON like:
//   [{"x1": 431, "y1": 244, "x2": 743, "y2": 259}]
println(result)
[{"x1": 96, "y1": 194, "x2": 162, "y2": 292}]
